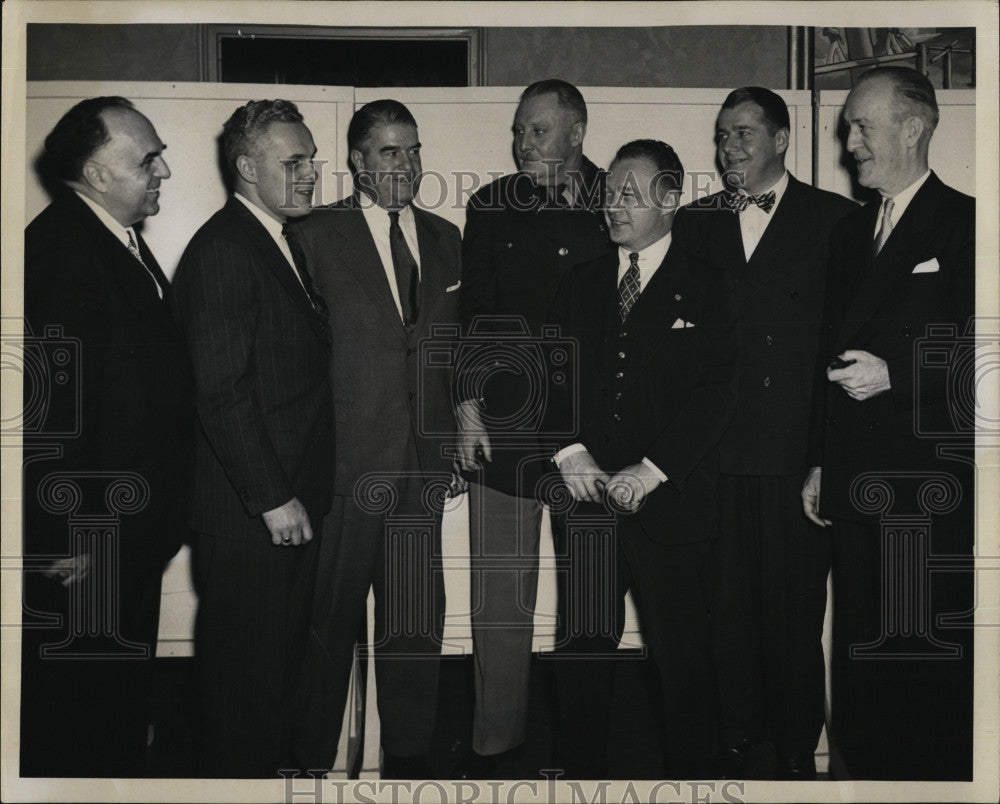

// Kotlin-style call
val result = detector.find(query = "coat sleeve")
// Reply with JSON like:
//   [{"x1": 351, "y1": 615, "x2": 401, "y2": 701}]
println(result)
[{"x1": 172, "y1": 237, "x2": 294, "y2": 517}]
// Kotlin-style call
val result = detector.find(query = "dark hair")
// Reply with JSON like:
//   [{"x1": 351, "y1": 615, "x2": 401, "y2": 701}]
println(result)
[
  {"x1": 721, "y1": 86, "x2": 790, "y2": 134},
  {"x1": 221, "y1": 99, "x2": 304, "y2": 173},
  {"x1": 611, "y1": 139, "x2": 685, "y2": 196},
  {"x1": 347, "y1": 99, "x2": 417, "y2": 153},
  {"x1": 856, "y1": 66, "x2": 939, "y2": 130},
  {"x1": 42, "y1": 96, "x2": 135, "y2": 183},
  {"x1": 520, "y1": 79, "x2": 588, "y2": 126}
]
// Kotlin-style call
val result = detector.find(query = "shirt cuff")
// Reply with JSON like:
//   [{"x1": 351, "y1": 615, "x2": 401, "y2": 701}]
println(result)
[
  {"x1": 642, "y1": 457, "x2": 668, "y2": 483},
  {"x1": 553, "y1": 443, "x2": 587, "y2": 466}
]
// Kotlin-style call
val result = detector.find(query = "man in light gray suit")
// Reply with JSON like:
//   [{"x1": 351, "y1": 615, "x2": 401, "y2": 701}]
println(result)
[{"x1": 289, "y1": 99, "x2": 462, "y2": 779}]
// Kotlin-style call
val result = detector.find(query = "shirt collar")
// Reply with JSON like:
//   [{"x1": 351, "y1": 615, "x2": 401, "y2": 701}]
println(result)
[
  {"x1": 234, "y1": 192, "x2": 288, "y2": 242},
  {"x1": 881, "y1": 169, "x2": 931, "y2": 226},
  {"x1": 619, "y1": 230, "x2": 672, "y2": 273},
  {"x1": 74, "y1": 190, "x2": 134, "y2": 247},
  {"x1": 360, "y1": 197, "x2": 414, "y2": 229},
  {"x1": 737, "y1": 170, "x2": 789, "y2": 203}
]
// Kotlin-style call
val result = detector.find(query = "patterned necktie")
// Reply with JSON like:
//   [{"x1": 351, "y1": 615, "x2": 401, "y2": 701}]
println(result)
[
  {"x1": 618, "y1": 252, "x2": 641, "y2": 323},
  {"x1": 125, "y1": 228, "x2": 164, "y2": 299},
  {"x1": 281, "y1": 222, "x2": 332, "y2": 346},
  {"x1": 388, "y1": 210, "x2": 420, "y2": 326},
  {"x1": 874, "y1": 197, "x2": 895, "y2": 255},
  {"x1": 723, "y1": 189, "x2": 776, "y2": 214}
]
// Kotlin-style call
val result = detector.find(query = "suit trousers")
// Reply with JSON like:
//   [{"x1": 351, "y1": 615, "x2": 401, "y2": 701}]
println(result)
[
  {"x1": 553, "y1": 504, "x2": 718, "y2": 779},
  {"x1": 468, "y1": 482, "x2": 544, "y2": 755},
  {"x1": 713, "y1": 474, "x2": 831, "y2": 758},
  {"x1": 194, "y1": 528, "x2": 319, "y2": 778},
  {"x1": 292, "y1": 467, "x2": 446, "y2": 768},
  {"x1": 20, "y1": 559, "x2": 164, "y2": 777},
  {"x1": 829, "y1": 518, "x2": 973, "y2": 780}
]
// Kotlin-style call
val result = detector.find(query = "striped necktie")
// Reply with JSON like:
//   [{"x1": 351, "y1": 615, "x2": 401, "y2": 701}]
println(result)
[
  {"x1": 126, "y1": 228, "x2": 163, "y2": 299},
  {"x1": 874, "y1": 198, "x2": 895, "y2": 255}
]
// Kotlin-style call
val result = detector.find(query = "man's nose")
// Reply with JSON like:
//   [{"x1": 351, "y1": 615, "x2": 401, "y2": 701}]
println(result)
[
  {"x1": 154, "y1": 155, "x2": 171, "y2": 179},
  {"x1": 845, "y1": 126, "x2": 862, "y2": 152}
]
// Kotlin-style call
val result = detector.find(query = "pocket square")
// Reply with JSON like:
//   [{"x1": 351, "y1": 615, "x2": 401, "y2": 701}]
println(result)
[
  {"x1": 446, "y1": 281, "x2": 462, "y2": 292},
  {"x1": 912, "y1": 258, "x2": 940, "y2": 274},
  {"x1": 671, "y1": 318, "x2": 689, "y2": 329}
]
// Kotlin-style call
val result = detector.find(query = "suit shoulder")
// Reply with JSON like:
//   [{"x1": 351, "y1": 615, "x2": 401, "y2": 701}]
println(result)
[
  {"x1": 468, "y1": 173, "x2": 521, "y2": 210},
  {"x1": 794, "y1": 182, "x2": 858, "y2": 217}
]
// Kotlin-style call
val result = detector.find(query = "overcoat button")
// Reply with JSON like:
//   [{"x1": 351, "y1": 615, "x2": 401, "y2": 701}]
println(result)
[{"x1": 558, "y1": 247, "x2": 569, "y2": 256}]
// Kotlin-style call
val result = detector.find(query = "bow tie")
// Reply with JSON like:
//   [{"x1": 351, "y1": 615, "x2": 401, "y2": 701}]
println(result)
[{"x1": 724, "y1": 189, "x2": 776, "y2": 214}]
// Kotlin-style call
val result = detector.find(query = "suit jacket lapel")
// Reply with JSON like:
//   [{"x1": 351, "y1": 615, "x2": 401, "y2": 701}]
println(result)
[
  {"x1": 413, "y1": 207, "x2": 448, "y2": 324},
  {"x1": 226, "y1": 198, "x2": 319, "y2": 321},
  {"x1": 835, "y1": 174, "x2": 943, "y2": 350}
]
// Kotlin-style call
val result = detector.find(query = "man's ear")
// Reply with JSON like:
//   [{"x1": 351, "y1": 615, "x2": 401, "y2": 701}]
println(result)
[
  {"x1": 349, "y1": 148, "x2": 365, "y2": 175},
  {"x1": 570, "y1": 121, "x2": 586, "y2": 148},
  {"x1": 902, "y1": 115, "x2": 926, "y2": 148},
  {"x1": 774, "y1": 127, "x2": 790, "y2": 156},
  {"x1": 235, "y1": 154, "x2": 257, "y2": 185},
  {"x1": 80, "y1": 160, "x2": 107, "y2": 193}
]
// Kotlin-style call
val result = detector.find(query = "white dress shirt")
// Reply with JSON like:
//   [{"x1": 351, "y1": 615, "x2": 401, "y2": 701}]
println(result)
[
  {"x1": 359, "y1": 200, "x2": 422, "y2": 323},
  {"x1": 874, "y1": 169, "x2": 931, "y2": 240},
  {"x1": 736, "y1": 170, "x2": 789, "y2": 261},
  {"x1": 554, "y1": 230, "x2": 674, "y2": 483},
  {"x1": 233, "y1": 193, "x2": 306, "y2": 291},
  {"x1": 75, "y1": 191, "x2": 164, "y2": 298}
]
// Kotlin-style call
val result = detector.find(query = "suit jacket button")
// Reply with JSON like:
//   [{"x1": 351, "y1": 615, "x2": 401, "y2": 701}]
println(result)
[
  {"x1": 615, "y1": 392, "x2": 622, "y2": 400},
  {"x1": 790, "y1": 290, "x2": 800, "y2": 300},
  {"x1": 619, "y1": 330, "x2": 627, "y2": 338},
  {"x1": 406, "y1": 347, "x2": 414, "y2": 356},
  {"x1": 903, "y1": 325, "x2": 913, "y2": 337},
  {"x1": 613, "y1": 413, "x2": 622, "y2": 421},
  {"x1": 616, "y1": 371, "x2": 624, "y2": 379},
  {"x1": 558, "y1": 247, "x2": 569, "y2": 256},
  {"x1": 408, "y1": 392, "x2": 415, "y2": 401},
  {"x1": 765, "y1": 335, "x2": 773, "y2": 346},
  {"x1": 763, "y1": 376, "x2": 771, "y2": 387},
  {"x1": 825, "y1": 416, "x2": 835, "y2": 424},
  {"x1": 618, "y1": 351, "x2": 626, "y2": 359},
  {"x1": 868, "y1": 420, "x2": 880, "y2": 430}
]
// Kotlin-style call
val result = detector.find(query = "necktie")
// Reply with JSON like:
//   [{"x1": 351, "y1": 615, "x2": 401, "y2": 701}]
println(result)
[
  {"x1": 282, "y1": 222, "x2": 332, "y2": 346},
  {"x1": 618, "y1": 252, "x2": 641, "y2": 323},
  {"x1": 723, "y1": 189, "x2": 776, "y2": 214},
  {"x1": 874, "y1": 197, "x2": 895, "y2": 255},
  {"x1": 388, "y1": 210, "x2": 420, "y2": 326},
  {"x1": 125, "y1": 228, "x2": 164, "y2": 299}
]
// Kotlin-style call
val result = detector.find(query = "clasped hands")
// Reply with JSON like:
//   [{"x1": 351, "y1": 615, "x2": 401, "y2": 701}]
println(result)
[{"x1": 558, "y1": 450, "x2": 661, "y2": 513}]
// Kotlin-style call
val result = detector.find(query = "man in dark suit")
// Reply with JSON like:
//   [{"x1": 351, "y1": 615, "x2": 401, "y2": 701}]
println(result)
[
  {"x1": 171, "y1": 99, "x2": 333, "y2": 778},
  {"x1": 288, "y1": 100, "x2": 462, "y2": 779},
  {"x1": 672, "y1": 87, "x2": 855, "y2": 779},
  {"x1": 803, "y1": 67, "x2": 975, "y2": 780},
  {"x1": 454, "y1": 79, "x2": 614, "y2": 777},
  {"x1": 21, "y1": 96, "x2": 194, "y2": 777},
  {"x1": 550, "y1": 140, "x2": 738, "y2": 778}
]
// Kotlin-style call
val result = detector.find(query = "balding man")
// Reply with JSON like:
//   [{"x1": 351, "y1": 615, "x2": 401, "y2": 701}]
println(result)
[
  {"x1": 21, "y1": 96, "x2": 194, "y2": 776},
  {"x1": 803, "y1": 66, "x2": 975, "y2": 780}
]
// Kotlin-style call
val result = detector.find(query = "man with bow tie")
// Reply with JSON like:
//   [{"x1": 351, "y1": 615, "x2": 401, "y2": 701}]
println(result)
[
  {"x1": 672, "y1": 86, "x2": 855, "y2": 779},
  {"x1": 803, "y1": 67, "x2": 975, "y2": 781}
]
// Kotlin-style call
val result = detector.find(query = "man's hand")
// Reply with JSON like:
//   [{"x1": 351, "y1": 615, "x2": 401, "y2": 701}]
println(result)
[
  {"x1": 827, "y1": 349, "x2": 891, "y2": 401},
  {"x1": 455, "y1": 399, "x2": 492, "y2": 471},
  {"x1": 42, "y1": 554, "x2": 91, "y2": 587},
  {"x1": 801, "y1": 466, "x2": 832, "y2": 527},
  {"x1": 447, "y1": 461, "x2": 469, "y2": 499},
  {"x1": 557, "y1": 449, "x2": 611, "y2": 504},
  {"x1": 262, "y1": 497, "x2": 313, "y2": 546},
  {"x1": 605, "y1": 462, "x2": 663, "y2": 513}
]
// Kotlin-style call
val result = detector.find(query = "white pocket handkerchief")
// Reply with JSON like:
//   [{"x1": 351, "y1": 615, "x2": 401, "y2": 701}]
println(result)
[
  {"x1": 446, "y1": 280, "x2": 462, "y2": 292},
  {"x1": 912, "y1": 258, "x2": 940, "y2": 274},
  {"x1": 671, "y1": 318, "x2": 689, "y2": 329}
]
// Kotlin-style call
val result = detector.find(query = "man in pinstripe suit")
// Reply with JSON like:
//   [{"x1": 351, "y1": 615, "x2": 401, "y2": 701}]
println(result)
[{"x1": 172, "y1": 99, "x2": 333, "y2": 778}]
